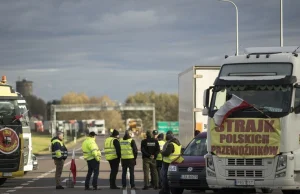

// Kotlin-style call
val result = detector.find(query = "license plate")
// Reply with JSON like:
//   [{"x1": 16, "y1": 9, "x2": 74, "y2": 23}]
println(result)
[
  {"x1": 180, "y1": 175, "x2": 198, "y2": 179},
  {"x1": 235, "y1": 180, "x2": 255, "y2": 186},
  {"x1": 3, "y1": 172, "x2": 12, "y2": 177}
]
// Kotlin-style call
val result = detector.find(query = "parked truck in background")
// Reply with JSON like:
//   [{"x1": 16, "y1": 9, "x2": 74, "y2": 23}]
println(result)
[
  {"x1": 94, "y1": 120, "x2": 105, "y2": 135},
  {"x1": 178, "y1": 66, "x2": 220, "y2": 147},
  {"x1": 203, "y1": 47, "x2": 300, "y2": 194}
]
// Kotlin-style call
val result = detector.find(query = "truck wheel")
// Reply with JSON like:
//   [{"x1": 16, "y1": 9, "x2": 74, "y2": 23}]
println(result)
[
  {"x1": 170, "y1": 188, "x2": 184, "y2": 194},
  {"x1": 261, "y1": 188, "x2": 273, "y2": 193},
  {"x1": 282, "y1": 190, "x2": 300, "y2": 194},
  {"x1": 0, "y1": 178, "x2": 7, "y2": 186}
]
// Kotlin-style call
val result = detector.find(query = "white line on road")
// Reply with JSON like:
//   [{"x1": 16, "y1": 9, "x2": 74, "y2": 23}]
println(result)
[
  {"x1": 32, "y1": 178, "x2": 39, "y2": 181},
  {"x1": 27, "y1": 181, "x2": 34, "y2": 183},
  {"x1": 6, "y1": 190, "x2": 16, "y2": 193},
  {"x1": 123, "y1": 189, "x2": 127, "y2": 194},
  {"x1": 21, "y1": 183, "x2": 29, "y2": 186},
  {"x1": 14, "y1": 186, "x2": 23, "y2": 189}
]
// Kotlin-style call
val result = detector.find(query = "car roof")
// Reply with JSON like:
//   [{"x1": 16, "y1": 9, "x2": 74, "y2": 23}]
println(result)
[{"x1": 195, "y1": 132, "x2": 207, "y2": 138}]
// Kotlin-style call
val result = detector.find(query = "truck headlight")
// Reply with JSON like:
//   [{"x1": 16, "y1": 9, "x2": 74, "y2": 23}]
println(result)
[
  {"x1": 168, "y1": 165, "x2": 177, "y2": 172},
  {"x1": 276, "y1": 155, "x2": 287, "y2": 172},
  {"x1": 206, "y1": 155, "x2": 215, "y2": 171}
]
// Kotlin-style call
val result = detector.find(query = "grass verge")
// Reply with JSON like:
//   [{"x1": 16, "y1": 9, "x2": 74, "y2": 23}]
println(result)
[{"x1": 32, "y1": 132, "x2": 86, "y2": 155}]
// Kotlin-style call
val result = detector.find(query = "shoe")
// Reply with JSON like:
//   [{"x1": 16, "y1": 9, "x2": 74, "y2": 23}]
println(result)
[
  {"x1": 56, "y1": 185, "x2": 64, "y2": 189},
  {"x1": 154, "y1": 186, "x2": 159, "y2": 190},
  {"x1": 84, "y1": 187, "x2": 91, "y2": 190},
  {"x1": 131, "y1": 186, "x2": 137, "y2": 190},
  {"x1": 93, "y1": 186, "x2": 100, "y2": 190},
  {"x1": 142, "y1": 186, "x2": 149, "y2": 190}
]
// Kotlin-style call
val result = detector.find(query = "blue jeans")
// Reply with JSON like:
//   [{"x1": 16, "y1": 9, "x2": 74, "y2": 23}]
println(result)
[
  {"x1": 85, "y1": 159, "x2": 100, "y2": 188},
  {"x1": 122, "y1": 165, "x2": 135, "y2": 187}
]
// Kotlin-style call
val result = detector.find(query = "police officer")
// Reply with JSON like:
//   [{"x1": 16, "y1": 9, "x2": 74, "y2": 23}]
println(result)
[
  {"x1": 149, "y1": 130, "x2": 159, "y2": 188},
  {"x1": 160, "y1": 131, "x2": 183, "y2": 194},
  {"x1": 51, "y1": 131, "x2": 68, "y2": 189},
  {"x1": 104, "y1": 129, "x2": 121, "y2": 189},
  {"x1": 141, "y1": 130, "x2": 160, "y2": 190},
  {"x1": 82, "y1": 131, "x2": 101, "y2": 190},
  {"x1": 156, "y1": 133, "x2": 165, "y2": 189},
  {"x1": 120, "y1": 130, "x2": 138, "y2": 189}
]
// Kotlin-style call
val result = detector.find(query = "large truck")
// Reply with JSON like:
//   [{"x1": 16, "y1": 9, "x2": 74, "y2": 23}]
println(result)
[
  {"x1": 203, "y1": 46, "x2": 300, "y2": 194},
  {"x1": 94, "y1": 120, "x2": 105, "y2": 135},
  {"x1": 0, "y1": 76, "x2": 25, "y2": 185},
  {"x1": 126, "y1": 118, "x2": 142, "y2": 135},
  {"x1": 178, "y1": 66, "x2": 220, "y2": 147}
]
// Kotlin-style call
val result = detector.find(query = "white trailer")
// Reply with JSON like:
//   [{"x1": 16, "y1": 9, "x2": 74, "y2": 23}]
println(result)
[{"x1": 178, "y1": 66, "x2": 220, "y2": 147}]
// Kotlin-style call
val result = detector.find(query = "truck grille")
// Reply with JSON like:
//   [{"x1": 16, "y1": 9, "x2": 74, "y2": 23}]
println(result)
[
  {"x1": 227, "y1": 170, "x2": 263, "y2": 178},
  {"x1": 178, "y1": 167, "x2": 204, "y2": 172},
  {"x1": 227, "y1": 158, "x2": 263, "y2": 166},
  {"x1": 0, "y1": 151, "x2": 20, "y2": 172}
]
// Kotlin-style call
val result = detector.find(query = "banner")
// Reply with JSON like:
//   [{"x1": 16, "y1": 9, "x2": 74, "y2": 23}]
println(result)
[{"x1": 210, "y1": 118, "x2": 281, "y2": 158}]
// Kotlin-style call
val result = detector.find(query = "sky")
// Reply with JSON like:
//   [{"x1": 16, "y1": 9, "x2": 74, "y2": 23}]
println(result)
[{"x1": 1, "y1": 0, "x2": 300, "y2": 102}]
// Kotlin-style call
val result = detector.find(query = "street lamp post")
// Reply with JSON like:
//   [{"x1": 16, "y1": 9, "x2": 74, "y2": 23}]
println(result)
[
  {"x1": 280, "y1": 0, "x2": 283, "y2": 47},
  {"x1": 219, "y1": 0, "x2": 239, "y2": 56}
]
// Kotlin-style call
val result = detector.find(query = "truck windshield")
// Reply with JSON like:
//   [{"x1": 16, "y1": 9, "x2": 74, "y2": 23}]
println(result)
[
  {"x1": 0, "y1": 100, "x2": 17, "y2": 117},
  {"x1": 211, "y1": 85, "x2": 292, "y2": 113},
  {"x1": 183, "y1": 138, "x2": 207, "y2": 156}
]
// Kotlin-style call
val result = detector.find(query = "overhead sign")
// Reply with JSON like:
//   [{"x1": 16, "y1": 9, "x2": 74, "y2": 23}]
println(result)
[
  {"x1": 210, "y1": 118, "x2": 281, "y2": 158},
  {"x1": 157, "y1": 121, "x2": 179, "y2": 135}
]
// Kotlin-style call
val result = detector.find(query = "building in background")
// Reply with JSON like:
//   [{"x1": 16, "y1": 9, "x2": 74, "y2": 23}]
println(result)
[{"x1": 16, "y1": 79, "x2": 33, "y2": 97}]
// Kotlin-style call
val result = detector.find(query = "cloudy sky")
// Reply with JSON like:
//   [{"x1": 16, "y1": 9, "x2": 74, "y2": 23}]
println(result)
[{"x1": 1, "y1": 0, "x2": 299, "y2": 102}]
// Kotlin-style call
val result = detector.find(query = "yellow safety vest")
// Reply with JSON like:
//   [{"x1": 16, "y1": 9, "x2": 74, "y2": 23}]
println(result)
[
  {"x1": 82, "y1": 137, "x2": 101, "y2": 161},
  {"x1": 156, "y1": 140, "x2": 165, "y2": 161},
  {"x1": 51, "y1": 139, "x2": 68, "y2": 159},
  {"x1": 163, "y1": 142, "x2": 183, "y2": 163},
  {"x1": 120, "y1": 139, "x2": 134, "y2": 159},
  {"x1": 104, "y1": 137, "x2": 118, "y2": 161}
]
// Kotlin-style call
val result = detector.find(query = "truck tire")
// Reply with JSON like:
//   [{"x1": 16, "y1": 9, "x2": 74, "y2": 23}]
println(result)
[
  {"x1": 0, "y1": 178, "x2": 7, "y2": 186},
  {"x1": 170, "y1": 188, "x2": 184, "y2": 194},
  {"x1": 261, "y1": 188, "x2": 273, "y2": 193},
  {"x1": 282, "y1": 190, "x2": 300, "y2": 194}
]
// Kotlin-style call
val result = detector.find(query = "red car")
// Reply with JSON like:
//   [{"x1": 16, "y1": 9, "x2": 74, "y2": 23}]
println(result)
[{"x1": 168, "y1": 132, "x2": 217, "y2": 194}]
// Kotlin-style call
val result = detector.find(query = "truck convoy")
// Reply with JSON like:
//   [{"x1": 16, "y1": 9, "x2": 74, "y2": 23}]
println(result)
[
  {"x1": 203, "y1": 46, "x2": 300, "y2": 194},
  {"x1": 178, "y1": 66, "x2": 220, "y2": 147},
  {"x1": 0, "y1": 76, "x2": 25, "y2": 185}
]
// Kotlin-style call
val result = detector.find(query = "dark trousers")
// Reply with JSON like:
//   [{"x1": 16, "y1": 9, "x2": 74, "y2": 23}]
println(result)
[
  {"x1": 160, "y1": 162, "x2": 170, "y2": 193},
  {"x1": 122, "y1": 165, "x2": 135, "y2": 187},
  {"x1": 156, "y1": 160, "x2": 163, "y2": 187},
  {"x1": 85, "y1": 159, "x2": 100, "y2": 188},
  {"x1": 108, "y1": 158, "x2": 120, "y2": 187}
]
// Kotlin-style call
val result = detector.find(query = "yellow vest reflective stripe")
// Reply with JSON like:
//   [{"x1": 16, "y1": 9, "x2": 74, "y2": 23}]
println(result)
[
  {"x1": 82, "y1": 137, "x2": 101, "y2": 161},
  {"x1": 120, "y1": 139, "x2": 134, "y2": 159},
  {"x1": 51, "y1": 139, "x2": 68, "y2": 159},
  {"x1": 156, "y1": 140, "x2": 165, "y2": 161},
  {"x1": 104, "y1": 137, "x2": 118, "y2": 161},
  {"x1": 163, "y1": 142, "x2": 182, "y2": 163}
]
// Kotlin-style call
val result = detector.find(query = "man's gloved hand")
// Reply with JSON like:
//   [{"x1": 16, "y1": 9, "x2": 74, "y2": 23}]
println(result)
[{"x1": 96, "y1": 156, "x2": 100, "y2": 162}]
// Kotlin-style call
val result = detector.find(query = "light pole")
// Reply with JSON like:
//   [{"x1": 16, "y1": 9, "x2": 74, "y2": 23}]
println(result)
[
  {"x1": 280, "y1": 0, "x2": 283, "y2": 47},
  {"x1": 219, "y1": 0, "x2": 239, "y2": 56}
]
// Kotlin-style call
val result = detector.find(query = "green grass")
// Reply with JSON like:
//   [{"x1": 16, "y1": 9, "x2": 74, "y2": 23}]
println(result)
[{"x1": 32, "y1": 133, "x2": 52, "y2": 154}]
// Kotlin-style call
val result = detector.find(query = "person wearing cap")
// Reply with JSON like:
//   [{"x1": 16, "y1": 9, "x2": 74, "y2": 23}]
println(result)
[
  {"x1": 120, "y1": 130, "x2": 138, "y2": 190},
  {"x1": 159, "y1": 130, "x2": 183, "y2": 194},
  {"x1": 82, "y1": 131, "x2": 101, "y2": 190},
  {"x1": 149, "y1": 130, "x2": 159, "y2": 188},
  {"x1": 141, "y1": 130, "x2": 160, "y2": 190},
  {"x1": 51, "y1": 131, "x2": 68, "y2": 190},
  {"x1": 104, "y1": 129, "x2": 121, "y2": 189},
  {"x1": 156, "y1": 133, "x2": 165, "y2": 189}
]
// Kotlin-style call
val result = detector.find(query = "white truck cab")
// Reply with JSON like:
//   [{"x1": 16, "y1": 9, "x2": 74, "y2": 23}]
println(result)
[{"x1": 203, "y1": 46, "x2": 300, "y2": 194}]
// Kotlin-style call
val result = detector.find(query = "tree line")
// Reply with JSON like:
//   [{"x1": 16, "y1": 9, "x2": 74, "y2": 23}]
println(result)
[{"x1": 26, "y1": 91, "x2": 178, "y2": 129}]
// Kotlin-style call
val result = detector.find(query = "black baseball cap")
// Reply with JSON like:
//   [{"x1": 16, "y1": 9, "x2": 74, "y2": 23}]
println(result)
[{"x1": 152, "y1": 130, "x2": 158, "y2": 135}]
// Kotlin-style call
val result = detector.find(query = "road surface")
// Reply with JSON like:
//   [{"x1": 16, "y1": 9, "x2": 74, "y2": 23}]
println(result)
[{"x1": 0, "y1": 135, "x2": 285, "y2": 194}]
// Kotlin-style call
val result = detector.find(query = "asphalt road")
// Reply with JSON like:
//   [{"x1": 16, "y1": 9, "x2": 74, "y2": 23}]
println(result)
[{"x1": 0, "y1": 135, "x2": 284, "y2": 194}]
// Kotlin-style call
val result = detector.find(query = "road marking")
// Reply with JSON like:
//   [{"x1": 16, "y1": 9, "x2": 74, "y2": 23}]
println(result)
[
  {"x1": 6, "y1": 190, "x2": 16, "y2": 193},
  {"x1": 32, "y1": 178, "x2": 39, "y2": 181},
  {"x1": 123, "y1": 188, "x2": 127, "y2": 194},
  {"x1": 14, "y1": 186, "x2": 23, "y2": 189},
  {"x1": 131, "y1": 189, "x2": 136, "y2": 194},
  {"x1": 21, "y1": 183, "x2": 30, "y2": 186},
  {"x1": 27, "y1": 181, "x2": 34, "y2": 183}
]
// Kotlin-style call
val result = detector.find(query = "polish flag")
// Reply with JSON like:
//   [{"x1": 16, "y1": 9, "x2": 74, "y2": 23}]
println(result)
[
  {"x1": 213, "y1": 94, "x2": 252, "y2": 126},
  {"x1": 70, "y1": 149, "x2": 77, "y2": 184}
]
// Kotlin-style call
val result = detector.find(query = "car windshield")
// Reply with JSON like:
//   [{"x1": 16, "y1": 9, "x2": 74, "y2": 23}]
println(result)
[
  {"x1": 183, "y1": 138, "x2": 207, "y2": 156},
  {"x1": 211, "y1": 85, "x2": 292, "y2": 113},
  {"x1": 0, "y1": 100, "x2": 17, "y2": 116}
]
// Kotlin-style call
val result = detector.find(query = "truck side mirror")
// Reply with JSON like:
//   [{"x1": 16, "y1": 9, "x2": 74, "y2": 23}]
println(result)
[{"x1": 203, "y1": 89, "x2": 210, "y2": 109}]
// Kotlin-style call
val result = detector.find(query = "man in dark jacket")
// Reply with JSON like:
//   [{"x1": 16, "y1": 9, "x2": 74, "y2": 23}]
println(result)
[
  {"x1": 141, "y1": 130, "x2": 160, "y2": 190},
  {"x1": 104, "y1": 129, "x2": 121, "y2": 189},
  {"x1": 120, "y1": 130, "x2": 138, "y2": 189},
  {"x1": 159, "y1": 131, "x2": 181, "y2": 194},
  {"x1": 51, "y1": 131, "x2": 68, "y2": 189}
]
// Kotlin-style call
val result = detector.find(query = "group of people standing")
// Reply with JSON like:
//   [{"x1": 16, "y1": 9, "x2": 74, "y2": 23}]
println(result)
[{"x1": 50, "y1": 128, "x2": 182, "y2": 194}]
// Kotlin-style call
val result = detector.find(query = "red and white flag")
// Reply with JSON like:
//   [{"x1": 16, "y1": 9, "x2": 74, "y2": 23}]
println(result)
[
  {"x1": 213, "y1": 94, "x2": 252, "y2": 126},
  {"x1": 70, "y1": 149, "x2": 77, "y2": 184}
]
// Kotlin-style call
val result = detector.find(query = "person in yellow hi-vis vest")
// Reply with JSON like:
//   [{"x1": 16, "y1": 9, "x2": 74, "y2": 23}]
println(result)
[
  {"x1": 159, "y1": 131, "x2": 183, "y2": 194},
  {"x1": 104, "y1": 129, "x2": 121, "y2": 189},
  {"x1": 82, "y1": 131, "x2": 101, "y2": 190},
  {"x1": 156, "y1": 133, "x2": 165, "y2": 189},
  {"x1": 120, "y1": 130, "x2": 138, "y2": 190}
]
